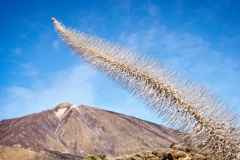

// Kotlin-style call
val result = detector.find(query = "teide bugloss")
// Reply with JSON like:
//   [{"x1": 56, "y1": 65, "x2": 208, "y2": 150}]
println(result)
[{"x1": 52, "y1": 18, "x2": 240, "y2": 159}]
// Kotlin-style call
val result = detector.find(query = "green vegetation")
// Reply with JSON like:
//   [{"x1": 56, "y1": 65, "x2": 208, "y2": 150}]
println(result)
[
  {"x1": 84, "y1": 155, "x2": 100, "y2": 160},
  {"x1": 170, "y1": 142, "x2": 175, "y2": 149},
  {"x1": 191, "y1": 154, "x2": 207, "y2": 160},
  {"x1": 90, "y1": 147, "x2": 208, "y2": 160},
  {"x1": 98, "y1": 153, "x2": 107, "y2": 160}
]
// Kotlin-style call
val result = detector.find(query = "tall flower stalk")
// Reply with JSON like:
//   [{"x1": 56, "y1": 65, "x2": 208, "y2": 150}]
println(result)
[{"x1": 52, "y1": 18, "x2": 239, "y2": 159}]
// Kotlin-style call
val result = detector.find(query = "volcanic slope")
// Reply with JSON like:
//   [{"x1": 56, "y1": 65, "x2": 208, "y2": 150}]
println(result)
[
  {"x1": 0, "y1": 103, "x2": 179, "y2": 158},
  {"x1": 0, "y1": 144, "x2": 57, "y2": 160}
]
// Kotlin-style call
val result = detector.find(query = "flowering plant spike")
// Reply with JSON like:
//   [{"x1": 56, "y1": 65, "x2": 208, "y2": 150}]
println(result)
[{"x1": 52, "y1": 18, "x2": 240, "y2": 159}]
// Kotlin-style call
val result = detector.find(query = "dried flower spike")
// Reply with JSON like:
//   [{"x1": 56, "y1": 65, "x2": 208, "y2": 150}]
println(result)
[{"x1": 52, "y1": 18, "x2": 240, "y2": 160}]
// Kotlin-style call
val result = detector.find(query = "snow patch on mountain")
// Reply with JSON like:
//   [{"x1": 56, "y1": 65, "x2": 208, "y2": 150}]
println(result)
[
  {"x1": 55, "y1": 108, "x2": 67, "y2": 119},
  {"x1": 70, "y1": 105, "x2": 78, "y2": 109}
]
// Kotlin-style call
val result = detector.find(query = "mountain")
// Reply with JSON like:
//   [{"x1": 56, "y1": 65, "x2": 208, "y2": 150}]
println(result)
[{"x1": 0, "y1": 103, "x2": 180, "y2": 159}]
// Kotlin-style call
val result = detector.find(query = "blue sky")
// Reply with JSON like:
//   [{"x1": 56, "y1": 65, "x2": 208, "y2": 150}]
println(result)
[{"x1": 0, "y1": 0, "x2": 239, "y2": 125}]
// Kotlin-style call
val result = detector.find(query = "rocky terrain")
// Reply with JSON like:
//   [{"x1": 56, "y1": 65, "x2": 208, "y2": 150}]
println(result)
[
  {"x1": 0, "y1": 144, "x2": 56, "y2": 160},
  {"x1": 0, "y1": 144, "x2": 208, "y2": 160},
  {"x1": 0, "y1": 102, "x2": 180, "y2": 159}
]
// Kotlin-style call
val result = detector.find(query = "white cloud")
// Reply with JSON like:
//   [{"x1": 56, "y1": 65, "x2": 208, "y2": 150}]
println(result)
[
  {"x1": 196, "y1": 6, "x2": 218, "y2": 20},
  {"x1": 52, "y1": 40, "x2": 60, "y2": 49},
  {"x1": 161, "y1": 32, "x2": 210, "y2": 54},
  {"x1": 176, "y1": 3, "x2": 183, "y2": 15},
  {"x1": 119, "y1": 32, "x2": 139, "y2": 49},
  {"x1": 0, "y1": 65, "x2": 98, "y2": 120},
  {"x1": 18, "y1": 62, "x2": 33, "y2": 68},
  {"x1": 12, "y1": 48, "x2": 23, "y2": 55},
  {"x1": 220, "y1": 36, "x2": 240, "y2": 46},
  {"x1": 22, "y1": 69, "x2": 38, "y2": 76},
  {"x1": 11, "y1": 61, "x2": 38, "y2": 76},
  {"x1": 118, "y1": 27, "x2": 166, "y2": 50},
  {"x1": 0, "y1": 63, "x2": 161, "y2": 123},
  {"x1": 20, "y1": 33, "x2": 28, "y2": 38},
  {"x1": 146, "y1": 2, "x2": 159, "y2": 17}
]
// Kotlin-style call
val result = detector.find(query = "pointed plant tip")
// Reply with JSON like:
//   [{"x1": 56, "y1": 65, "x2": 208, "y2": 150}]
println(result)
[{"x1": 51, "y1": 17, "x2": 56, "y2": 23}]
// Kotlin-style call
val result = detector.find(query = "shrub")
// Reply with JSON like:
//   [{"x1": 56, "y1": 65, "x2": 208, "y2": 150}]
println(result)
[
  {"x1": 84, "y1": 155, "x2": 100, "y2": 160},
  {"x1": 98, "y1": 153, "x2": 107, "y2": 160}
]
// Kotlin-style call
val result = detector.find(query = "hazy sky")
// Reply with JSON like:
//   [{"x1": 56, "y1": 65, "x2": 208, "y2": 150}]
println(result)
[{"x1": 0, "y1": 0, "x2": 239, "y2": 125}]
